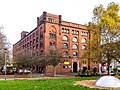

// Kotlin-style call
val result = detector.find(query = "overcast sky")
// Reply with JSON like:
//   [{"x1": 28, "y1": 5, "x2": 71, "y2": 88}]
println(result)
[{"x1": 0, "y1": 0, "x2": 120, "y2": 45}]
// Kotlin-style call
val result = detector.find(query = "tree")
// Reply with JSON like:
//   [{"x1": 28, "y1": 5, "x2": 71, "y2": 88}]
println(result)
[
  {"x1": 15, "y1": 51, "x2": 33, "y2": 69},
  {"x1": 0, "y1": 26, "x2": 10, "y2": 66},
  {"x1": 15, "y1": 50, "x2": 47, "y2": 73},
  {"x1": 45, "y1": 48, "x2": 62, "y2": 76},
  {"x1": 88, "y1": 2, "x2": 120, "y2": 75}
]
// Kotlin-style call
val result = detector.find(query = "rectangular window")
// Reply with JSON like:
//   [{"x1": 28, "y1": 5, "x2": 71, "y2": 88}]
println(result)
[
  {"x1": 48, "y1": 18, "x2": 52, "y2": 22},
  {"x1": 40, "y1": 33, "x2": 43, "y2": 40}
]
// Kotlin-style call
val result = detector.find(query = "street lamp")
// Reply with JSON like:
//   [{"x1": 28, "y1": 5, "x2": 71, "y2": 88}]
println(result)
[{"x1": 4, "y1": 48, "x2": 7, "y2": 80}]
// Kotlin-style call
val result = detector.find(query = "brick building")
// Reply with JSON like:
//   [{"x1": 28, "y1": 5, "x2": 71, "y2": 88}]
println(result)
[{"x1": 13, "y1": 11, "x2": 98, "y2": 74}]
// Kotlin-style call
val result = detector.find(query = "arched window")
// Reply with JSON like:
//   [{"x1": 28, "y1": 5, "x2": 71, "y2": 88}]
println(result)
[
  {"x1": 82, "y1": 45, "x2": 87, "y2": 50},
  {"x1": 36, "y1": 37, "x2": 38, "y2": 43},
  {"x1": 81, "y1": 38, "x2": 87, "y2": 43},
  {"x1": 63, "y1": 51, "x2": 68, "y2": 57},
  {"x1": 63, "y1": 35, "x2": 68, "y2": 41},
  {"x1": 72, "y1": 44, "x2": 77, "y2": 49},
  {"x1": 73, "y1": 52, "x2": 78, "y2": 57},
  {"x1": 73, "y1": 37, "x2": 78, "y2": 42},
  {"x1": 49, "y1": 42, "x2": 56, "y2": 47},
  {"x1": 63, "y1": 43, "x2": 68, "y2": 48}
]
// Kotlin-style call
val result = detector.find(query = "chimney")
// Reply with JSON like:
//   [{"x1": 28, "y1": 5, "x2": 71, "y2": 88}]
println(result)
[
  {"x1": 37, "y1": 17, "x2": 40, "y2": 26},
  {"x1": 43, "y1": 11, "x2": 47, "y2": 17},
  {"x1": 21, "y1": 31, "x2": 28, "y2": 39},
  {"x1": 59, "y1": 15, "x2": 62, "y2": 24}
]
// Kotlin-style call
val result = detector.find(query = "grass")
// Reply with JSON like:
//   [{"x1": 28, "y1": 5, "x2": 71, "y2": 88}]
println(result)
[{"x1": 0, "y1": 77, "x2": 106, "y2": 90}]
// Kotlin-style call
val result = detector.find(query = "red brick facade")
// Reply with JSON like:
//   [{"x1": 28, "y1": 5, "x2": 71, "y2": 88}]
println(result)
[{"x1": 13, "y1": 11, "x2": 98, "y2": 74}]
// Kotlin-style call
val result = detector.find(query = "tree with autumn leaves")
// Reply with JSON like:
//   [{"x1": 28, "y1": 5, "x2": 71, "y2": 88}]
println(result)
[{"x1": 87, "y1": 2, "x2": 120, "y2": 75}]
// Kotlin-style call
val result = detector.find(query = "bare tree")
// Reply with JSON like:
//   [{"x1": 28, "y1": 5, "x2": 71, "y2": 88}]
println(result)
[
  {"x1": 0, "y1": 26, "x2": 10, "y2": 66},
  {"x1": 45, "y1": 48, "x2": 62, "y2": 76}
]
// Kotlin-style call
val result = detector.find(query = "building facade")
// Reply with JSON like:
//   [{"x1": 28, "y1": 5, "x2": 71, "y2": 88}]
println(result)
[{"x1": 13, "y1": 12, "x2": 98, "y2": 73}]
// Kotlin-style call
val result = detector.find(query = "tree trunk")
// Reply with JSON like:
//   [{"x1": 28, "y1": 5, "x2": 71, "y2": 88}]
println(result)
[
  {"x1": 53, "y1": 66, "x2": 56, "y2": 77},
  {"x1": 107, "y1": 64, "x2": 110, "y2": 75},
  {"x1": 107, "y1": 61, "x2": 110, "y2": 75}
]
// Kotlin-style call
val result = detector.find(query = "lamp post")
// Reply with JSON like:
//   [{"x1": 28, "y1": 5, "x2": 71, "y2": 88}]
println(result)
[{"x1": 4, "y1": 48, "x2": 7, "y2": 80}]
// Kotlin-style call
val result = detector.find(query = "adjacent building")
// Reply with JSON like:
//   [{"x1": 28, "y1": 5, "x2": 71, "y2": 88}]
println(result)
[{"x1": 13, "y1": 12, "x2": 98, "y2": 73}]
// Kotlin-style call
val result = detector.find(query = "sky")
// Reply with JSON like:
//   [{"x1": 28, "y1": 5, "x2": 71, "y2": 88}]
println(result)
[{"x1": 0, "y1": 0, "x2": 120, "y2": 46}]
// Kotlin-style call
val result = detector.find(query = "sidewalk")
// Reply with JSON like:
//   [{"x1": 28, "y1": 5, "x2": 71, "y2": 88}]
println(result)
[{"x1": 0, "y1": 73, "x2": 78, "y2": 80}]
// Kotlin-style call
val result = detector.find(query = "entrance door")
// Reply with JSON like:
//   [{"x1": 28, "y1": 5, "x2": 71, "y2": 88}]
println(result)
[{"x1": 73, "y1": 62, "x2": 77, "y2": 72}]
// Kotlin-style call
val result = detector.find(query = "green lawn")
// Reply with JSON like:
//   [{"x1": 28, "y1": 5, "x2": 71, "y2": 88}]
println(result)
[{"x1": 0, "y1": 77, "x2": 106, "y2": 90}]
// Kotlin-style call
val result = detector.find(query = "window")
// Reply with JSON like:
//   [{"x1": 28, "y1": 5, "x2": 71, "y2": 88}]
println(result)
[
  {"x1": 27, "y1": 42, "x2": 29, "y2": 47},
  {"x1": 82, "y1": 61, "x2": 86, "y2": 65},
  {"x1": 76, "y1": 31, "x2": 79, "y2": 34},
  {"x1": 33, "y1": 33, "x2": 35, "y2": 38},
  {"x1": 49, "y1": 33, "x2": 56, "y2": 39},
  {"x1": 63, "y1": 35, "x2": 68, "y2": 41},
  {"x1": 63, "y1": 43, "x2": 68, "y2": 48},
  {"x1": 36, "y1": 44, "x2": 38, "y2": 49},
  {"x1": 81, "y1": 32, "x2": 88, "y2": 36},
  {"x1": 72, "y1": 30, "x2": 78, "y2": 35},
  {"x1": 72, "y1": 30, "x2": 74, "y2": 34},
  {"x1": 62, "y1": 28, "x2": 69, "y2": 33},
  {"x1": 23, "y1": 45, "x2": 24, "y2": 49},
  {"x1": 40, "y1": 33, "x2": 43, "y2": 40},
  {"x1": 30, "y1": 41, "x2": 32, "y2": 46},
  {"x1": 73, "y1": 52, "x2": 78, "y2": 57},
  {"x1": 36, "y1": 31, "x2": 38, "y2": 35},
  {"x1": 50, "y1": 42, "x2": 56, "y2": 47},
  {"x1": 36, "y1": 37, "x2": 38, "y2": 43},
  {"x1": 81, "y1": 38, "x2": 87, "y2": 43},
  {"x1": 62, "y1": 28, "x2": 64, "y2": 32},
  {"x1": 33, "y1": 39, "x2": 35, "y2": 44},
  {"x1": 73, "y1": 37, "x2": 77, "y2": 42},
  {"x1": 82, "y1": 45, "x2": 86, "y2": 50},
  {"x1": 72, "y1": 44, "x2": 77, "y2": 49},
  {"x1": 94, "y1": 61, "x2": 97, "y2": 64},
  {"x1": 40, "y1": 42, "x2": 43, "y2": 48},
  {"x1": 66, "y1": 29, "x2": 69, "y2": 33},
  {"x1": 63, "y1": 51, "x2": 68, "y2": 57},
  {"x1": 48, "y1": 18, "x2": 52, "y2": 22}
]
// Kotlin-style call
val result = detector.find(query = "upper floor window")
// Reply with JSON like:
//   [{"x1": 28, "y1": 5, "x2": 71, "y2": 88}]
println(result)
[
  {"x1": 73, "y1": 37, "x2": 78, "y2": 42},
  {"x1": 63, "y1": 51, "x2": 68, "y2": 57},
  {"x1": 27, "y1": 42, "x2": 29, "y2": 47},
  {"x1": 40, "y1": 33, "x2": 43, "y2": 40},
  {"x1": 36, "y1": 44, "x2": 38, "y2": 49},
  {"x1": 73, "y1": 52, "x2": 78, "y2": 57},
  {"x1": 33, "y1": 33, "x2": 35, "y2": 38},
  {"x1": 72, "y1": 30, "x2": 79, "y2": 35},
  {"x1": 33, "y1": 39, "x2": 35, "y2": 44},
  {"x1": 49, "y1": 33, "x2": 56, "y2": 39},
  {"x1": 62, "y1": 28, "x2": 69, "y2": 33},
  {"x1": 72, "y1": 44, "x2": 78, "y2": 49},
  {"x1": 36, "y1": 31, "x2": 38, "y2": 35},
  {"x1": 82, "y1": 45, "x2": 87, "y2": 50},
  {"x1": 49, "y1": 42, "x2": 56, "y2": 47},
  {"x1": 36, "y1": 37, "x2": 38, "y2": 43},
  {"x1": 48, "y1": 18, "x2": 52, "y2": 22},
  {"x1": 30, "y1": 41, "x2": 32, "y2": 46},
  {"x1": 81, "y1": 38, "x2": 87, "y2": 43},
  {"x1": 63, "y1": 43, "x2": 68, "y2": 48},
  {"x1": 82, "y1": 60, "x2": 86, "y2": 65},
  {"x1": 40, "y1": 42, "x2": 44, "y2": 48},
  {"x1": 81, "y1": 32, "x2": 88, "y2": 36},
  {"x1": 63, "y1": 35, "x2": 68, "y2": 41}
]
